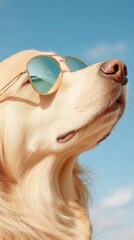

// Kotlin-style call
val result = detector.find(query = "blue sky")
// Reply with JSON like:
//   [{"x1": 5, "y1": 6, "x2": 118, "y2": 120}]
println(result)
[{"x1": 0, "y1": 0, "x2": 134, "y2": 239}]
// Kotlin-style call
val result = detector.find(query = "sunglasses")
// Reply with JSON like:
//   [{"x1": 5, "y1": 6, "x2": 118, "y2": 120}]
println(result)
[{"x1": 0, "y1": 55, "x2": 87, "y2": 96}]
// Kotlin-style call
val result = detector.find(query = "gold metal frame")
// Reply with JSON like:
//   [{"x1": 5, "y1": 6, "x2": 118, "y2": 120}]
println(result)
[
  {"x1": 63, "y1": 56, "x2": 87, "y2": 71},
  {"x1": 0, "y1": 54, "x2": 87, "y2": 96}
]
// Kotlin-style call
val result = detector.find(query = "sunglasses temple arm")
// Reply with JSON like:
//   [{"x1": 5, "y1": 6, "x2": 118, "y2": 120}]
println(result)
[{"x1": 0, "y1": 71, "x2": 28, "y2": 96}]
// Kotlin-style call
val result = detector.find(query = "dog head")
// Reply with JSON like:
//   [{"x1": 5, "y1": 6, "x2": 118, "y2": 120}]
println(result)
[
  {"x1": 0, "y1": 50, "x2": 127, "y2": 178},
  {"x1": 0, "y1": 50, "x2": 128, "y2": 239}
]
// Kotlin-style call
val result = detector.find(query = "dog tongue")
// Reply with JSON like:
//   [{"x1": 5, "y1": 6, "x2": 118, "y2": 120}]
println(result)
[{"x1": 57, "y1": 131, "x2": 76, "y2": 143}]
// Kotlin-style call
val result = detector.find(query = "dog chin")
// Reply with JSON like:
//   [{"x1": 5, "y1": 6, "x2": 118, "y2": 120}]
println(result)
[{"x1": 56, "y1": 93, "x2": 126, "y2": 144}]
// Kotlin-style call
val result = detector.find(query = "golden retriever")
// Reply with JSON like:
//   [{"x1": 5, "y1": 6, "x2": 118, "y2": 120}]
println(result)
[{"x1": 0, "y1": 50, "x2": 128, "y2": 240}]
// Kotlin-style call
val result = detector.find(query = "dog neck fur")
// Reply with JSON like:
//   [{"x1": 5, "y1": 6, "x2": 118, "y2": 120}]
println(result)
[{"x1": 0, "y1": 146, "x2": 92, "y2": 239}]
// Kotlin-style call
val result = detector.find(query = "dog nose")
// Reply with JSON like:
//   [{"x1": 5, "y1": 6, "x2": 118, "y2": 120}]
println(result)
[{"x1": 100, "y1": 59, "x2": 128, "y2": 85}]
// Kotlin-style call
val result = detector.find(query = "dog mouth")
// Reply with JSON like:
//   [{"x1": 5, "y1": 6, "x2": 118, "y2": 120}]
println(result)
[
  {"x1": 57, "y1": 129, "x2": 110, "y2": 144},
  {"x1": 57, "y1": 130, "x2": 78, "y2": 143},
  {"x1": 56, "y1": 94, "x2": 125, "y2": 144}
]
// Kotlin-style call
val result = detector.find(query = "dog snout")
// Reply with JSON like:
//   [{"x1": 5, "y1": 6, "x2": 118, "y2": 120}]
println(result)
[{"x1": 100, "y1": 59, "x2": 128, "y2": 85}]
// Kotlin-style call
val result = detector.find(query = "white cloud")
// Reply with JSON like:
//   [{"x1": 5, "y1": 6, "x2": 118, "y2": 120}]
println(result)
[
  {"x1": 90, "y1": 185, "x2": 134, "y2": 240},
  {"x1": 91, "y1": 203, "x2": 134, "y2": 240},
  {"x1": 95, "y1": 213, "x2": 118, "y2": 230},
  {"x1": 119, "y1": 227, "x2": 134, "y2": 240},
  {"x1": 85, "y1": 42, "x2": 128, "y2": 61},
  {"x1": 91, "y1": 205, "x2": 126, "y2": 232},
  {"x1": 101, "y1": 185, "x2": 133, "y2": 208}
]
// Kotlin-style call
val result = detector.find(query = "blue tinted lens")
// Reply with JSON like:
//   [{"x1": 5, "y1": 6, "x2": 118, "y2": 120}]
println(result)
[
  {"x1": 28, "y1": 56, "x2": 60, "y2": 94},
  {"x1": 65, "y1": 57, "x2": 87, "y2": 72}
]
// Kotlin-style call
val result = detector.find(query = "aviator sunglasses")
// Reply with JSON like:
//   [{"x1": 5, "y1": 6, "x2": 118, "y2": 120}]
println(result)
[{"x1": 0, "y1": 55, "x2": 87, "y2": 95}]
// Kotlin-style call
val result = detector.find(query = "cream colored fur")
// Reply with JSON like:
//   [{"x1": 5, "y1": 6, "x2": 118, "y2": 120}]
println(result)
[{"x1": 0, "y1": 50, "x2": 127, "y2": 239}]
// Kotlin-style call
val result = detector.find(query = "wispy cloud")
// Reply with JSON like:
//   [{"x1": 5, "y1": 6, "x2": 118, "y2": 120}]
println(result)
[
  {"x1": 90, "y1": 185, "x2": 134, "y2": 240},
  {"x1": 95, "y1": 213, "x2": 119, "y2": 230},
  {"x1": 91, "y1": 204, "x2": 127, "y2": 233},
  {"x1": 119, "y1": 227, "x2": 134, "y2": 240},
  {"x1": 101, "y1": 185, "x2": 133, "y2": 208},
  {"x1": 85, "y1": 42, "x2": 128, "y2": 61}
]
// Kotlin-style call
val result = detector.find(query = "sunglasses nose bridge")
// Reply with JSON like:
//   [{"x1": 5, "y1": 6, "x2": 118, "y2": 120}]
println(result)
[
  {"x1": 58, "y1": 59, "x2": 71, "y2": 72},
  {"x1": 62, "y1": 70, "x2": 70, "y2": 73}
]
